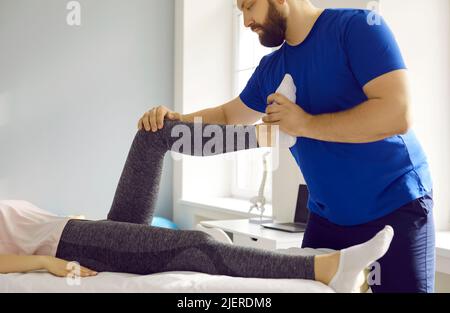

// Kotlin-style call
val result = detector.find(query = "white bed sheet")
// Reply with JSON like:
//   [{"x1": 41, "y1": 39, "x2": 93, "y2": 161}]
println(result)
[
  {"x1": 0, "y1": 271, "x2": 334, "y2": 293},
  {"x1": 0, "y1": 248, "x2": 335, "y2": 293}
]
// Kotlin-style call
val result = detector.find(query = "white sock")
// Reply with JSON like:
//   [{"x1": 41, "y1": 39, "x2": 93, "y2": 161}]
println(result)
[
  {"x1": 277, "y1": 130, "x2": 297, "y2": 148},
  {"x1": 271, "y1": 74, "x2": 297, "y2": 148},
  {"x1": 276, "y1": 74, "x2": 297, "y2": 103},
  {"x1": 328, "y1": 225, "x2": 394, "y2": 293}
]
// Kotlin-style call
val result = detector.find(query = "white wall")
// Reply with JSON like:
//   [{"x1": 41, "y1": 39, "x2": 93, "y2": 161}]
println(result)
[
  {"x1": 381, "y1": 0, "x2": 450, "y2": 231},
  {"x1": 0, "y1": 0, "x2": 175, "y2": 220}
]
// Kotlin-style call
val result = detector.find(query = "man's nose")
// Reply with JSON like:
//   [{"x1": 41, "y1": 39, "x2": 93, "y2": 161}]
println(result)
[{"x1": 243, "y1": 15, "x2": 254, "y2": 28}]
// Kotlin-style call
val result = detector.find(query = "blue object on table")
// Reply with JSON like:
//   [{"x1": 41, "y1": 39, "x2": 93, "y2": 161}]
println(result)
[{"x1": 151, "y1": 216, "x2": 178, "y2": 230}]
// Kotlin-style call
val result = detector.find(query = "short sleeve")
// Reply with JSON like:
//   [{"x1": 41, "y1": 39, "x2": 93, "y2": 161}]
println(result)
[
  {"x1": 344, "y1": 11, "x2": 407, "y2": 87},
  {"x1": 239, "y1": 60, "x2": 267, "y2": 114}
]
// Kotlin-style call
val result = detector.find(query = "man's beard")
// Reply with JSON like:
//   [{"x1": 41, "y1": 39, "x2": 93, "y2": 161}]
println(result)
[{"x1": 252, "y1": 0, "x2": 287, "y2": 47}]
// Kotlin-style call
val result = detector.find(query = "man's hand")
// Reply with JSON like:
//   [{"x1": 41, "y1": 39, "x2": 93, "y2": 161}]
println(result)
[
  {"x1": 138, "y1": 105, "x2": 183, "y2": 132},
  {"x1": 262, "y1": 93, "x2": 313, "y2": 137}
]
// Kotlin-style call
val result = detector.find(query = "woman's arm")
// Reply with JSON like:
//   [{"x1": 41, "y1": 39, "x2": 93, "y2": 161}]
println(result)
[
  {"x1": 0, "y1": 255, "x2": 46, "y2": 274},
  {"x1": 0, "y1": 255, "x2": 97, "y2": 277}
]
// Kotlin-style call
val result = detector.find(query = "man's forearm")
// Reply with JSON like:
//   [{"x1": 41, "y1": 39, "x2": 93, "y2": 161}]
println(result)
[
  {"x1": 181, "y1": 105, "x2": 228, "y2": 125},
  {"x1": 303, "y1": 98, "x2": 410, "y2": 144}
]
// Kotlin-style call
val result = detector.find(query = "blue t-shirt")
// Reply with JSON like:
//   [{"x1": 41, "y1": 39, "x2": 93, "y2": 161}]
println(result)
[{"x1": 240, "y1": 8, "x2": 432, "y2": 226}]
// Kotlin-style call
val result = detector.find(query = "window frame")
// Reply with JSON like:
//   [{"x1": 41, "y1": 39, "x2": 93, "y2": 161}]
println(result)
[{"x1": 230, "y1": 4, "x2": 274, "y2": 203}]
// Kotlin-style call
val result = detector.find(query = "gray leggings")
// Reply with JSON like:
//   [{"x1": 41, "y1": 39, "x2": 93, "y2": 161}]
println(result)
[{"x1": 55, "y1": 119, "x2": 315, "y2": 280}]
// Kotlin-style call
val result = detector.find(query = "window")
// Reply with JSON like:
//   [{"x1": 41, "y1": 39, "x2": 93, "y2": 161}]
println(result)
[{"x1": 231, "y1": 7, "x2": 275, "y2": 203}]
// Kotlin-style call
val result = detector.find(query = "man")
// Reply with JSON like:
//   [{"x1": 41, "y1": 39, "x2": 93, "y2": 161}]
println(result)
[{"x1": 138, "y1": 0, "x2": 434, "y2": 293}]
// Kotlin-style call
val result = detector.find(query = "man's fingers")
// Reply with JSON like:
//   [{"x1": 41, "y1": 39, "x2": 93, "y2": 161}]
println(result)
[
  {"x1": 266, "y1": 104, "x2": 283, "y2": 114},
  {"x1": 143, "y1": 113, "x2": 151, "y2": 132},
  {"x1": 156, "y1": 107, "x2": 166, "y2": 129},
  {"x1": 267, "y1": 93, "x2": 289, "y2": 105},
  {"x1": 262, "y1": 113, "x2": 282, "y2": 123},
  {"x1": 140, "y1": 107, "x2": 180, "y2": 132},
  {"x1": 172, "y1": 112, "x2": 182, "y2": 121},
  {"x1": 149, "y1": 109, "x2": 157, "y2": 132}
]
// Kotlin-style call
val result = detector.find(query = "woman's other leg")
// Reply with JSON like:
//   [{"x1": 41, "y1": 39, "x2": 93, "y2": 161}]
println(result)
[{"x1": 107, "y1": 119, "x2": 260, "y2": 224}]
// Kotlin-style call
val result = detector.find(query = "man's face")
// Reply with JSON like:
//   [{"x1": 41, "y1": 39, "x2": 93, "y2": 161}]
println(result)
[{"x1": 237, "y1": 0, "x2": 287, "y2": 47}]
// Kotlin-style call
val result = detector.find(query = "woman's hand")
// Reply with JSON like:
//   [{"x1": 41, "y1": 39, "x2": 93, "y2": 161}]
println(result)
[
  {"x1": 0, "y1": 255, "x2": 98, "y2": 278},
  {"x1": 42, "y1": 256, "x2": 98, "y2": 278},
  {"x1": 138, "y1": 105, "x2": 183, "y2": 132}
]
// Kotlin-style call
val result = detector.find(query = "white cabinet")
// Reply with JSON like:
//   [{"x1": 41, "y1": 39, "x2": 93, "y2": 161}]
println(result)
[{"x1": 199, "y1": 219, "x2": 304, "y2": 251}]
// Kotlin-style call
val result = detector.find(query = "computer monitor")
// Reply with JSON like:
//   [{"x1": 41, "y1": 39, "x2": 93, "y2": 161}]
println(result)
[
  {"x1": 294, "y1": 184, "x2": 310, "y2": 224},
  {"x1": 260, "y1": 184, "x2": 310, "y2": 233}
]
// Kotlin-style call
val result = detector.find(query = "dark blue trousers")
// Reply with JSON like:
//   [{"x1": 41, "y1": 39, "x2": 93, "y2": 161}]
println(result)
[{"x1": 302, "y1": 193, "x2": 435, "y2": 293}]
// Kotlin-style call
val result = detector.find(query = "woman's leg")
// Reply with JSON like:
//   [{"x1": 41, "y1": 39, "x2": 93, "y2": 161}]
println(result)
[
  {"x1": 56, "y1": 218, "x2": 393, "y2": 293},
  {"x1": 56, "y1": 219, "x2": 315, "y2": 280},
  {"x1": 107, "y1": 119, "x2": 260, "y2": 224}
]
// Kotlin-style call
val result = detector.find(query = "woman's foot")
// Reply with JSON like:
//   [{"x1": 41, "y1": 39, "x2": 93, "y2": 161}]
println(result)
[
  {"x1": 316, "y1": 226, "x2": 394, "y2": 293},
  {"x1": 256, "y1": 124, "x2": 297, "y2": 148}
]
